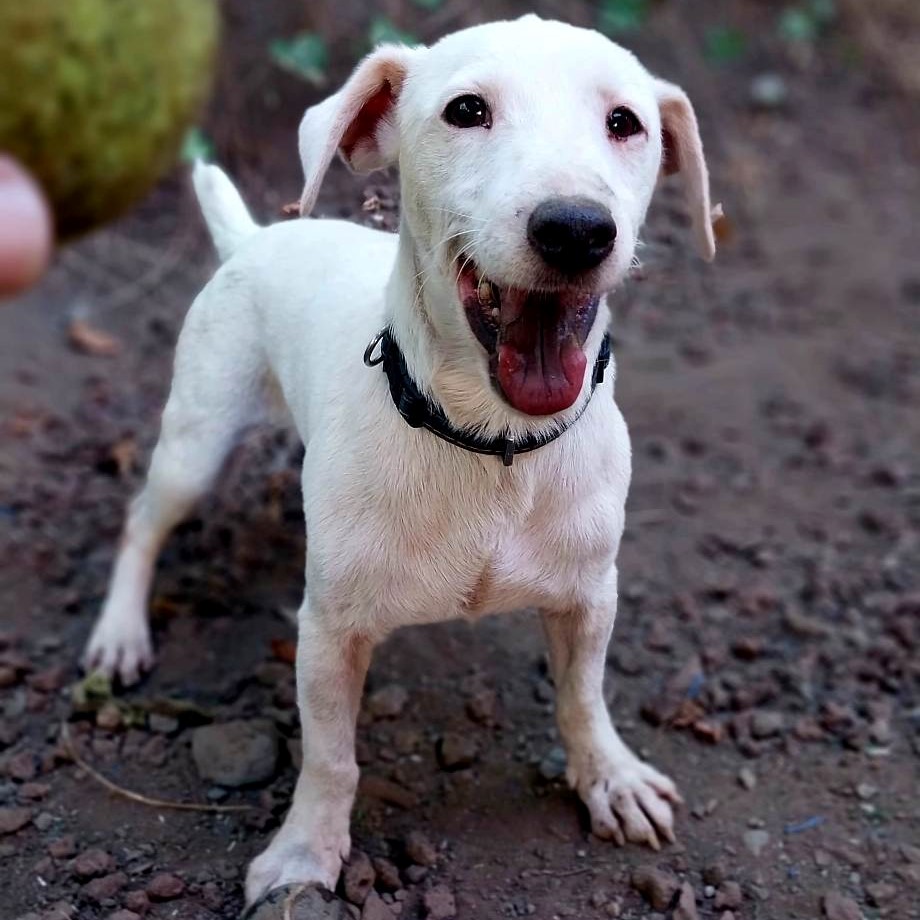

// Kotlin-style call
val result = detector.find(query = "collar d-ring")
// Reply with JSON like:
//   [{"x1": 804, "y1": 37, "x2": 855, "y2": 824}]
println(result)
[{"x1": 363, "y1": 328, "x2": 386, "y2": 366}]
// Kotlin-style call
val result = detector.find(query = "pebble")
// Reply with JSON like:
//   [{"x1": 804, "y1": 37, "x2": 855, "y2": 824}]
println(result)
[
  {"x1": 0, "y1": 805, "x2": 32, "y2": 834},
  {"x1": 465, "y1": 687, "x2": 498, "y2": 725},
  {"x1": 423, "y1": 884, "x2": 457, "y2": 920},
  {"x1": 714, "y1": 881, "x2": 743, "y2": 910},
  {"x1": 343, "y1": 850, "x2": 375, "y2": 906},
  {"x1": 366, "y1": 684, "x2": 409, "y2": 720},
  {"x1": 743, "y1": 829, "x2": 770, "y2": 857},
  {"x1": 405, "y1": 830, "x2": 438, "y2": 867},
  {"x1": 749, "y1": 73, "x2": 788, "y2": 109},
  {"x1": 405, "y1": 865, "x2": 428, "y2": 884},
  {"x1": 703, "y1": 861, "x2": 728, "y2": 886},
  {"x1": 821, "y1": 891, "x2": 862, "y2": 920},
  {"x1": 148, "y1": 714, "x2": 180, "y2": 735},
  {"x1": 191, "y1": 720, "x2": 279, "y2": 787},
  {"x1": 372, "y1": 856, "x2": 401, "y2": 891},
  {"x1": 6, "y1": 749, "x2": 39, "y2": 781},
  {"x1": 95, "y1": 703, "x2": 123, "y2": 731},
  {"x1": 122, "y1": 890, "x2": 150, "y2": 914},
  {"x1": 737, "y1": 766, "x2": 757, "y2": 790},
  {"x1": 47, "y1": 835, "x2": 77, "y2": 859},
  {"x1": 69, "y1": 848, "x2": 115, "y2": 879},
  {"x1": 362, "y1": 890, "x2": 391, "y2": 920},
  {"x1": 82, "y1": 870, "x2": 128, "y2": 902},
  {"x1": 435, "y1": 733, "x2": 477, "y2": 771},
  {"x1": 631, "y1": 865, "x2": 679, "y2": 911},
  {"x1": 864, "y1": 881, "x2": 896, "y2": 906},
  {"x1": 750, "y1": 710, "x2": 785, "y2": 739},
  {"x1": 674, "y1": 882, "x2": 699, "y2": 920},
  {"x1": 146, "y1": 872, "x2": 185, "y2": 901},
  {"x1": 537, "y1": 746, "x2": 567, "y2": 781}
]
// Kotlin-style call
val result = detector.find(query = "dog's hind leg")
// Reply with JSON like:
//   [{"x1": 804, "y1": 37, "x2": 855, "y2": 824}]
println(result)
[
  {"x1": 83, "y1": 278, "x2": 266, "y2": 685},
  {"x1": 541, "y1": 573, "x2": 682, "y2": 850}
]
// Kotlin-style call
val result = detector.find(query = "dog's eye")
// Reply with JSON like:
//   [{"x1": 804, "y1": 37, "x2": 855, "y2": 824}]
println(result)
[
  {"x1": 606, "y1": 106, "x2": 643, "y2": 141},
  {"x1": 443, "y1": 94, "x2": 492, "y2": 129}
]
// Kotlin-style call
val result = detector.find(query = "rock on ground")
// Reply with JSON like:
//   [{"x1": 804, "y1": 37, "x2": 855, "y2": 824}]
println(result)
[
  {"x1": 424, "y1": 884, "x2": 457, "y2": 920},
  {"x1": 191, "y1": 719, "x2": 279, "y2": 787},
  {"x1": 631, "y1": 866, "x2": 680, "y2": 911}
]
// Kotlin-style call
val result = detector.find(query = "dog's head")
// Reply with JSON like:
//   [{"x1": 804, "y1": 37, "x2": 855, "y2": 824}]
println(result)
[{"x1": 299, "y1": 16, "x2": 715, "y2": 419}]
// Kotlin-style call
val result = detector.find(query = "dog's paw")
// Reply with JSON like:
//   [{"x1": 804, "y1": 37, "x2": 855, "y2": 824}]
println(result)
[
  {"x1": 245, "y1": 832, "x2": 345, "y2": 907},
  {"x1": 573, "y1": 755, "x2": 681, "y2": 850},
  {"x1": 82, "y1": 618, "x2": 154, "y2": 687}
]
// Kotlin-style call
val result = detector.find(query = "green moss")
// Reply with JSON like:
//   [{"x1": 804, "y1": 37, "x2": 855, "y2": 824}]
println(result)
[{"x1": 0, "y1": 0, "x2": 218, "y2": 238}]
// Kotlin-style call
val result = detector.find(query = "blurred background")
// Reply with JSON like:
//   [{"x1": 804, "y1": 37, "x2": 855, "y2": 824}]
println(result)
[{"x1": 1, "y1": 2, "x2": 918, "y2": 920}]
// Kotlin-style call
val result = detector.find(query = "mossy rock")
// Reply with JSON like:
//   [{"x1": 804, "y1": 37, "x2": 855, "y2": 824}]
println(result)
[{"x1": 0, "y1": 0, "x2": 218, "y2": 238}]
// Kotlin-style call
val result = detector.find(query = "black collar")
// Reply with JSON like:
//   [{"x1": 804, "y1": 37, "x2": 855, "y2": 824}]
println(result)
[{"x1": 364, "y1": 328, "x2": 611, "y2": 466}]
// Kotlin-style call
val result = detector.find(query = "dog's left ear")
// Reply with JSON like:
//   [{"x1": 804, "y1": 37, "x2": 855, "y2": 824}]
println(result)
[
  {"x1": 298, "y1": 44, "x2": 419, "y2": 215},
  {"x1": 654, "y1": 79, "x2": 716, "y2": 261}
]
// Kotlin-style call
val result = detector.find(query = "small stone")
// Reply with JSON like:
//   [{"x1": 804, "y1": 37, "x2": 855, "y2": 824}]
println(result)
[
  {"x1": 147, "y1": 714, "x2": 180, "y2": 735},
  {"x1": 362, "y1": 890, "x2": 391, "y2": 920},
  {"x1": 0, "y1": 805, "x2": 32, "y2": 834},
  {"x1": 737, "y1": 767, "x2": 757, "y2": 790},
  {"x1": 631, "y1": 865, "x2": 680, "y2": 911},
  {"x1": 95, "y1": 703, "x2": 123, "y2": 731},
  {"x1": 714, "y1": 881, "x2": 743, "y2": 910},
  {"x1": 537, "y1": 746, "x2": 567, "y2": 782},
  {"x1": 404, "y1": 865, "x2": 428, "y2": 884},
  {"x1": 750, "y1": 710, "x2": 785, "y2": 739},
  {"x1": 749, "y1": 73, "x2": 788, "y2": 109},
  {"x1": 743, "y1": 829, "x2": 770, "y2": 858},
  {"x1": 146, "y1": 872, "x2": 185, "y2": 901},
  {"x1": 19, "y1": 781, "x2": 51, "y2": 800},
  {"x1": 69, "y1": 848, "x2": 115, "y2": 879},
  {"x1": 674, "y1": 882, "x2": 699, "y2": 920},
  {"x1": 366, "y1": 684, "x2": 409, "y2": 720},
  {"x1": 47, "y1": 835, "x2": 77, "y2": 859},
  {"x1": 822, "y1": 891, "x2": 863, "y2": 920},
  {"x1": 855, "y1": 783, "x2": 877, "y2": 801},
  {"x1": 82, "y1": 871, "x2": 128, "y2": 902},
  {"x1": 191, "y1": 720, "x2": 279, "y2": 787},
  {"x1": 405, "y1": 830, "x2": 438, "y2": 867},
  {"x1": 28, "y1": 666, "x2": 67, "y2": 692},
  {"x1": 343, "y1": 850, "x2": 375, "y2": 906},
  {"x1": 465, "y1": 688, "x2": 497, "y2": 725},
  {"x1": 864, "y1": 881, "x2": 897, "y2": 906},
  {"x1": 122, "y1": 890, "x2": 150, "y2": 914},
  {"x1": 423, "y1": 884, "x2": 456, "y2": 920},
  {"x1": 371, "y1": 857, "x2": 401, "y2": 892},
  {"x1": 533, "y1": 679, "x2": 555, "y2": 703},
  {"x1": 33, "y1": 810, "x2": 55, "y2": 831},
  {"x1": 6, "y1": 749, "x2": 39, "y2": 781},
  {"x1": 702, "y1": 861, "x2": 728, "y2": 886},
  {"x1": 435, "y1": 733, "x2": 477, "y2": 771}
]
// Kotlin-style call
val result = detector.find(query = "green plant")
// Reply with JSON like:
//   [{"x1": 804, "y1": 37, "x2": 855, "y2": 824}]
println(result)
[
  {"x1": 181, "y1": 126, "x2": 214, "y2": 163},
  {"x1": 704, "y1": 25, "x2": 747, "y2": 63},
  {"x1": 269, "y1": 32, "x2": 328, "y2": 86},
  {"x1": 368, "y1": 15, "x2": 418, "y2": 47},
  {"x1": 598, "y1": 0, "x2": 650, "y2": 35},
  {"x1": 778, "y1": 0, "x2": 837, "y2": 43}
]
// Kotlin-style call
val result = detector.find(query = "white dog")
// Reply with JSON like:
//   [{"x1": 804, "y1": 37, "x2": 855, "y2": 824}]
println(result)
[{"x1": 82, "y1": 15, "x2": 716, "y2": 905}]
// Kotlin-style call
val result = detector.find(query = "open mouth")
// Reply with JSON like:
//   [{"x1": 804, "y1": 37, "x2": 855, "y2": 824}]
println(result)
[{"x1": 457, "y1": 261, "x2": 601, "y2": 416}]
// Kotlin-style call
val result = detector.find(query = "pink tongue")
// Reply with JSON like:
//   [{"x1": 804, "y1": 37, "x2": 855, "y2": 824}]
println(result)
[{"x1": 496, "y1": 306, "x2": 587, "y2": 416}]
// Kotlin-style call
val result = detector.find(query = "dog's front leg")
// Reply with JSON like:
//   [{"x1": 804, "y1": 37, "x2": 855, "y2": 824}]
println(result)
[
  {"x1": 245, "y1": 607, "x2": 372, "y2": 905},
  {"x1": 542, "y1": 583, "x2": 681, "y2": 850}
]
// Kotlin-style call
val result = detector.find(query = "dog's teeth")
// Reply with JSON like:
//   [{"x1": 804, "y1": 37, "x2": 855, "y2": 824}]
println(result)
[
  {"x1": 490, "y1": 307, "x2": 500, "y2": 320},
  {"x1": 478, "y1": 280, "x2": 493, "y2": 305}
]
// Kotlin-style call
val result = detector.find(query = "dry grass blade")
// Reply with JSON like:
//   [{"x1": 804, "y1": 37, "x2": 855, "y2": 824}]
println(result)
[{"x1": 60, "y1": 721, "x2": 252, "y2": 814}]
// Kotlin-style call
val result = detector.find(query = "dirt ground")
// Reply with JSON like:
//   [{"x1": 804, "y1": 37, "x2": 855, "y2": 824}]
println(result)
[{"x1": 1, "y1": 2, "x2": 918, "y2": 919}]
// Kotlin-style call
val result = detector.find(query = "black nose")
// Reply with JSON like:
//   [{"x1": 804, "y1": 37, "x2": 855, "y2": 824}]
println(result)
[{"x1": 527, "y1": 197, "x2": 617, "y2": 274}]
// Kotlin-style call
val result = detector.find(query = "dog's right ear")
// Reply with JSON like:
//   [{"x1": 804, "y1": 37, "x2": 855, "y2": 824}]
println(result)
[{"x1": 298, "y1": 44, "x2": 418, "y2": 215}]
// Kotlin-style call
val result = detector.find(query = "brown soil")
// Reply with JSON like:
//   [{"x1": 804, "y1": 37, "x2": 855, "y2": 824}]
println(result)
[{"x1": 1, "y1": 2, "x2": 918, "y2": 919}]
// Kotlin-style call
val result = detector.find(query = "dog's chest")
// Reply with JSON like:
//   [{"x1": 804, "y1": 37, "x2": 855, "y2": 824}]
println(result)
[{"x1": 308, "y1": 447, "x2": 625, "y2": 627}]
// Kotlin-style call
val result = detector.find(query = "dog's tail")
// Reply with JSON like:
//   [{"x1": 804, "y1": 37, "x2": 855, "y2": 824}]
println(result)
[{"x1": 192, "y1": 161, "x2": 258, "y2": 262}]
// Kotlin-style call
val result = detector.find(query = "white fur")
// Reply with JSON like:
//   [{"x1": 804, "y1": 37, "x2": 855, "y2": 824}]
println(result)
[{"x1": 82, "y1": 16, "x2": 714, "y2": 906}]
